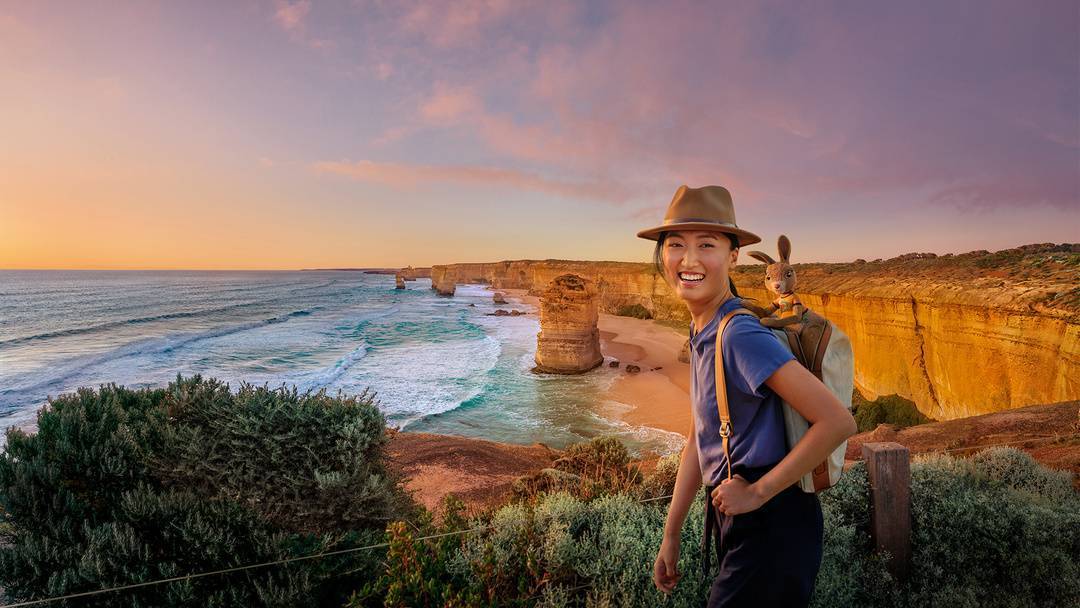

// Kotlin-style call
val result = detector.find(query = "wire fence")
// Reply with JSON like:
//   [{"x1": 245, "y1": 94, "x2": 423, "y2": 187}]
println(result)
[{"x1": 0, "y1": 492, "x2": 677, "y2": 607}]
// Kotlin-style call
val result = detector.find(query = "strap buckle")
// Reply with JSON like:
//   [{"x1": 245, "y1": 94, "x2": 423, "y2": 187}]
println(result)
[{"x1": 718, "y1": 421, "x2": 732, "y2": 438}]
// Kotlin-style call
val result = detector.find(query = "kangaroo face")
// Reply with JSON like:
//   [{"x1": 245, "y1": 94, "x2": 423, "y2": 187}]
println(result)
[{"x1": 765, "y1": 263, "x2": 797, "y2": 296}]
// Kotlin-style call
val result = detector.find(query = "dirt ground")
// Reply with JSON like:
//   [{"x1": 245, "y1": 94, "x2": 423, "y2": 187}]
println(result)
[
  {"x1": 385, "y1": 429, "x2": 560, "y2": 517},
  {"x1": 845, "y1": 400, "x2": 1080, "y2": 487}
]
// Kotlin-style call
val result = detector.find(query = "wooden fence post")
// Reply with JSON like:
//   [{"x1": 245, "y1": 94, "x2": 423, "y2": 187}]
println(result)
[{"x1": 862, "y1": 442, "x2": 911, "y2": 581}]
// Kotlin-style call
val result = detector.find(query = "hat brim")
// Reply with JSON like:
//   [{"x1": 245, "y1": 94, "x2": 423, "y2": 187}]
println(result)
[{"x1": 636, "y1": 222, "x2": 762, "y2": 247}]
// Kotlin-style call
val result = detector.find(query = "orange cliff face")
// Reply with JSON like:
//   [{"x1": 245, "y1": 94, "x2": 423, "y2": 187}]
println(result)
[{"x1": 423, "y1": 244, "x2": 1079, "y2": 421}]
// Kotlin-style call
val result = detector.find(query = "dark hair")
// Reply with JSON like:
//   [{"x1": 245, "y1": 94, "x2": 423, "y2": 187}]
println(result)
[{"x1": 652, "y1": 231, "x2": 741, "y2": 298}]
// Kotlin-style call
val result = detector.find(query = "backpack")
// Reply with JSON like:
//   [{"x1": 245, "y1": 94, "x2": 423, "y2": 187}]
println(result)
[{"x1": 714, "y1": 305, "x2": 854, "y2": 493}]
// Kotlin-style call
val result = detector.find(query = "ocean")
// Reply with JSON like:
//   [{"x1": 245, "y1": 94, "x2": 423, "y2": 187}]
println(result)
[{"x1": 0, "y1": 270, "x2": 683, "y2": 455}]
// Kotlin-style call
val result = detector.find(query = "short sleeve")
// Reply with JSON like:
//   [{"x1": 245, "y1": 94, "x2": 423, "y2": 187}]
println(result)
[{"x1": 720, "y1": 315, "x2": 796, "y2": 398}]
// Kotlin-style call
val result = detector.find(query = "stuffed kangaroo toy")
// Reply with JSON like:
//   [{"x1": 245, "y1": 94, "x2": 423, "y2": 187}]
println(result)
[
  {"x1": 741, "y1": 234, "x2": 855, "y2": 493},
  {"x1": 747, "y1": 235, "x2": 830, "y2": 363}
]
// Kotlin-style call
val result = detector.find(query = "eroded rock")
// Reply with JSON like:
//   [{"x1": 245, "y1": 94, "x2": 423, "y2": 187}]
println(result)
[{"x1": 533, "y1": 274, "x2": 604, "y2": 374}]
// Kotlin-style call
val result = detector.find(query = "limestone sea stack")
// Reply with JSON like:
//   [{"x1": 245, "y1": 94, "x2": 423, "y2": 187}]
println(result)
[
  {"x1": 493, "y1": 291, "x2": 507, "y2": 304},
  {"x1": 434, "y1": 273, "x2": 456, "y2": 296},
  {"x1": 533, "y1": 274, "x2": 604, "y2": 374},
  {"x1": 678, "y1": 339, "x2": 691, "y2": 363}
]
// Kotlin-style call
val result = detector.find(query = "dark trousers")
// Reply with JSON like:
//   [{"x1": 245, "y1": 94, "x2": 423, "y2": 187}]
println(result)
[{"x1": 702, "y1": 463, "x2": 824, "y2": 608}]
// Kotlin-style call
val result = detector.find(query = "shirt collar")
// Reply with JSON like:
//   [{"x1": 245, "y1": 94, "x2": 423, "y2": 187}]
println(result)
[{"x1": 689, "y1": 296, "x2": 743, "y2": 352}]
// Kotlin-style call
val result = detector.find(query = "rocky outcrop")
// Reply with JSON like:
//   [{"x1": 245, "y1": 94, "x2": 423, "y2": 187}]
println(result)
[
  {"x1": 433, "y1": 273, "x2": 456, "y2": 296},
  {"x1": 395, "y1": 274, "x2": 406, "y2": 289},
  {"x1": 493, "y1": 291, "x2": 507, "y2": 304},
  {"x1": 487, "y1": 309, "x2": 526, "y2": 316},
  {"x1": 678, "y1": 339, "x2": 691, "y2": 364},
  {"x1": 428, "y1": 244, "x2": 1078, "y2": 420},
  {"x1": 533, "y1": 274, "x2": 604, "y2": 374}
]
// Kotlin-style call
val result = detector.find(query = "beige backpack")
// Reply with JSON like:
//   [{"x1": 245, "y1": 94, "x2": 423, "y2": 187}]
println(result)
[{"x1": 715, "y1": 307, "x2": 854, "y2": 493}]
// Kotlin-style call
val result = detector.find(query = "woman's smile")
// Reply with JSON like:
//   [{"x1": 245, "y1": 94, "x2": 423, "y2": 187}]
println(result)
[{"x1": 678, "y1": 271, "x2": 706, "y2": 287}]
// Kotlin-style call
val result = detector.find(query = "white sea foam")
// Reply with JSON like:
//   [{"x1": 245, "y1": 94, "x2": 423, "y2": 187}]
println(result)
[
  {"x1": 589, "y1": 400, "x2": 687, "y2": 456},
  {"x1": 344, "y1": 334, "x2": 502, "y2": 425},
  {"x1": 293, "y1": 341, "x2": 370, "y2": 392}
]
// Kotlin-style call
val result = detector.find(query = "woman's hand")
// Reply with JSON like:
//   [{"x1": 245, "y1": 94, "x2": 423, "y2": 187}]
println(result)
[
  {"x1": 653, "y1": 536, "x2": 682, "y2": 595},
  {"x1": 710, "y1": 474, "x2": 766, "y2": 515}
]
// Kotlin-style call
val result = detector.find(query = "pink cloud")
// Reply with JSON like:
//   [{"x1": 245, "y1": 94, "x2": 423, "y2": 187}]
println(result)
[
  {"x1": 400, "y1": 0, "x2": 515, "y2": 48},
  {"x1": 374, "y1": 62, "x2": 394, "y2": 80},
  {"x1": 312, "y1": 159, "x2": 636, "y2": 202},
  {"x1": 274, "y1": 1, "x2": 311, "y2": 32},
  {"x1": 420, "y1": 83, "x2": 483, "y2": 123},
  {"x1": 365, "y1": 1, "x2": 1076, "y2": 211}
]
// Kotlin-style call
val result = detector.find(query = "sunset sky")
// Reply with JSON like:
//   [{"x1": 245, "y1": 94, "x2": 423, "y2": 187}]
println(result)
[{"x1": 1, "y1": 1, "x2": 1077, "y2": 270}]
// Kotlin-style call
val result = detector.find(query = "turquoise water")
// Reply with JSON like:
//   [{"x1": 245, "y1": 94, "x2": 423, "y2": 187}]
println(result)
[{"x1": 0, "y1": 270, "x2": 683, "y2": 455}]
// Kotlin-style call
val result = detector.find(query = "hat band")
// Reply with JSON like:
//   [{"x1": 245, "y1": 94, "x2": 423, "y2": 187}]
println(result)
[{"x1": 662, "y1": 217, "x2": 739, "y2": 229}]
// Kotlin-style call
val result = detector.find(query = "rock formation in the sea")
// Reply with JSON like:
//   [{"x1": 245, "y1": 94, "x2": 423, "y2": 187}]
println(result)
[
  {"x1": 433, "y1": 273, "x2": 456, "y2": 296},
  {"x1": 395, "y1": 274, "x2": 406, "y2": 289},
  {"x1": 609, "y1": 360, "x2": 620, "y2": 368},
  {"x1": 533, "y1": 274, "x2": 604, "y2": 374},
  {"x1": 493, "y1": 291, "x2": 507, "y2": 304},
  {"x1": 625, "y1": 364, "x2": 641, "y2": 374},
  {"x1": 431, "y1": 243, "x2": 1079, "y2": 419},
  {"x1": 678, "y1": 339, "x2": 691, "y2": 363}
]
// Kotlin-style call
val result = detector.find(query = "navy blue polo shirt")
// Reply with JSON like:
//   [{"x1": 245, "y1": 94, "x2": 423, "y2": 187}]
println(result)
[{"x1": 690, "y1": 296, "x2": 795, "y2": 486}]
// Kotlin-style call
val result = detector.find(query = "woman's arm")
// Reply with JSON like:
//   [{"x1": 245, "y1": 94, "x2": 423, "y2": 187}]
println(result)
[
  {"x1": 654, "y1": 417, "x2": 702, "y2": 593},
  {"x1": 663, "y1": 417, "x2": 702, "y2": 541},
  {"x1": 711, "y1": 359, "x2": 857, "y2": 513}
]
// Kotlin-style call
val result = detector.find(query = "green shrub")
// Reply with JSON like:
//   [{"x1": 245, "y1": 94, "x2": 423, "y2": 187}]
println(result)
[
  {"x1": 853, "y1": 393, "x2": 933, "y2": 433},
  {"x1": 453, "y1": 490, "x2": 711, "y2": 607},
  {"x1": 0, "y1": 375, "x2": 415, "y2": 607},
  {"x1": 902, "y1": 449, "x2": 1079, "y2": 607},
  {"x1": 634, "y1": 452, "x2": 681, "y2": 502},
  {"x1": 614, "y1": 304, "x2": 652, "y2": 319},
  {"x1": 341, "y1": 434, "x2": 1076, "y2": 607},
  {"x1": 347, "y1": 495, "x2": 484, "y2": 608},
  {"x1": 511, "y1": 436, "x2": 644, "y2": 503},
  {"x1": 814, "y1": 448, "x2": 1079, "y2": 608}
]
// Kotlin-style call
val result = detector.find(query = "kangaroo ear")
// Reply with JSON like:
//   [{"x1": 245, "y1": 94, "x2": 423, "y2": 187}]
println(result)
[
  {"x1": 747, "y1": 251, "x2": 776, "y2": 265},
  {"x1": 777, "y1": 235, "x2": 791, "y2": 263}
]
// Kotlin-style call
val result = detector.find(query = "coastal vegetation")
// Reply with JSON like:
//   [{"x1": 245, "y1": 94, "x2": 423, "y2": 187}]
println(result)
[
  {"x1": 352, "y1": 445, "x2": 1078, "y2": 608},
  {"x1": 614, "y1": 303, "x2": 653, "y2": 319},
  {"x1": 851, "y1": 392, "x2": 934, "y2": 433},
  {"x1": 1, "y1": 378, "x2": 1075, "y2": 606},
  {"x1": 0, "y1": 376, "x2": 414, "y2": 607}
]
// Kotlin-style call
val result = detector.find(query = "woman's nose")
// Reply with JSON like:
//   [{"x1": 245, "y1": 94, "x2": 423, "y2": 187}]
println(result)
[{"x1": 684, "y1": 246, "x2": 699, "y2": 266}]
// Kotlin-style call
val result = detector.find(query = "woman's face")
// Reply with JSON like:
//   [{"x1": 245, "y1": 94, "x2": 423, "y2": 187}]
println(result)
[{"x1": 662, "y1": 230, "x2": 738, "y2": 304}]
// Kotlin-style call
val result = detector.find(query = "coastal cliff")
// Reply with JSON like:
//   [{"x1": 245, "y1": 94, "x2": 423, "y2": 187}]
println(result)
[{"x1": 427, "y1": 244, "x2": 1079, "y2": 420}]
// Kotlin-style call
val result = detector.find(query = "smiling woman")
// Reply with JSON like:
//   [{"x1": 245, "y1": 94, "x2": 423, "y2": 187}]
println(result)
[{"x1": 637, "y1": 184, "x2": 857, "y2": 608}]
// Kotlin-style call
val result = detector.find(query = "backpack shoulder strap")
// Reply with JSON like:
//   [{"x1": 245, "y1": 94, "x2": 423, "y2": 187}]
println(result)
[{"x1": 714, "y1": 307, "x2": 758, "y2": 482}]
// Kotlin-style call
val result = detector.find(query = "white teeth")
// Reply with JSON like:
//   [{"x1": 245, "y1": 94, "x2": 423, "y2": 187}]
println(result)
[{"x1": 679, "y1": 272, "x2": 705, "y2": 281}]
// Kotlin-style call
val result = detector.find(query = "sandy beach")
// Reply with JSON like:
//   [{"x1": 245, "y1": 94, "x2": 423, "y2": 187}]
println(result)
[{"x1": 500, "y1": 288, "x2": 693, "y2": 441}]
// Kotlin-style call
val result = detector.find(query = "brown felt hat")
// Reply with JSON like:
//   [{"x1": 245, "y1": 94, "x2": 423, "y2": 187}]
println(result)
[{"x1": 636, "y1": 184, "x2": 761, "y2": 247}]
